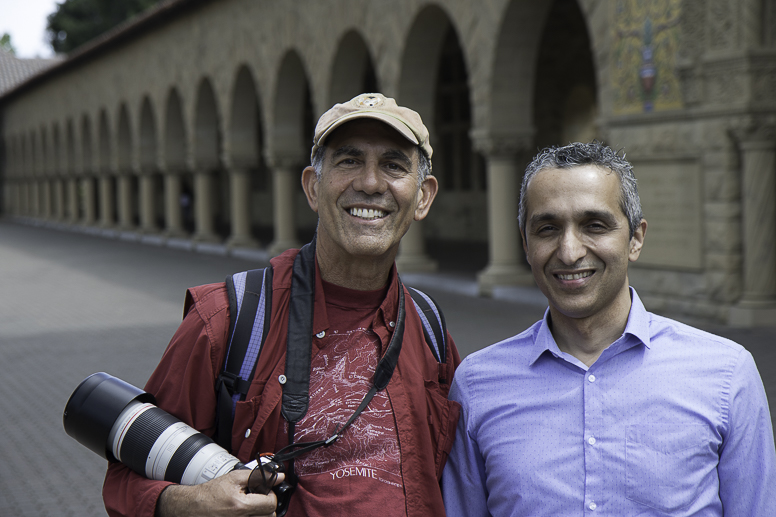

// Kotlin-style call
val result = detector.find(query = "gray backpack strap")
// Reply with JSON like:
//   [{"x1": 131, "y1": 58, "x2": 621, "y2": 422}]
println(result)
[
  {"x1": 407, "y1": 287, "x2": 447, "y2": 365},
  {"x1": 215, "y1": 267, "x2": 272, "y2": 451}
]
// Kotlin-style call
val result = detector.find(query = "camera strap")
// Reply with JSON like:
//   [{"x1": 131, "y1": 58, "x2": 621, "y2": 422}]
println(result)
[{"x1": 277, "y1": 233, "x2": 406, "y2": 473}]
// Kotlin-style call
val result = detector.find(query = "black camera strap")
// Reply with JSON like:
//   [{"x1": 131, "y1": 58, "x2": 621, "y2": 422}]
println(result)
[{"x1": 277, "y1": 233, "x2": 406, "y2": 473}]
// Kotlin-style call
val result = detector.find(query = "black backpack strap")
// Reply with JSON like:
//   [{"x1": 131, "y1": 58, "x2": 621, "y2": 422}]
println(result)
[
  {"x1": 407, "y1": 287, "x2": 447, "y2": 365},
  {"x1": 215, "y1": 266, "x2": 273, "y2": 451}
]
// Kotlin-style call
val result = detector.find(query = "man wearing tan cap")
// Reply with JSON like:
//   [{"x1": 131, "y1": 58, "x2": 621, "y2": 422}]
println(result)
[{"x1": 103, "y1": 94, "x2": 461, "y2": 517}]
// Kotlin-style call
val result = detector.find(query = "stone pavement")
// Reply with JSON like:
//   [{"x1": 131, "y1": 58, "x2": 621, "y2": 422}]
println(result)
[{"x1": 0, "y1": 219, "x2": 773, "y2": 516}]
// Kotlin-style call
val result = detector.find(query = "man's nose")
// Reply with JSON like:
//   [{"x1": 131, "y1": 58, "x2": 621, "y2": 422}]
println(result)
[
  {"x1": 352, "y1": 160, "x2": 385, "y2": 194},
  {"x1": 557, "y1": 229, "x2": 587, "y2": 265}
]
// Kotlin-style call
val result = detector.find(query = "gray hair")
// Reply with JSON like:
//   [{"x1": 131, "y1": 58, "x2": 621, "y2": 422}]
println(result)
[
  {"x1": 312, "y1": 144, "x2": 432, "y2": 189},
  {"x1": 518, "y1": 142, "x2": 643, "y2": 238}
]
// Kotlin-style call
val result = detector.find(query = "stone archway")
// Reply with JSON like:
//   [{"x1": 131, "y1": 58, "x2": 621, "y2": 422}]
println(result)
[
  {"x1": 193, "y1": 78, "x2": 223, "y2": 241},
  {"x1": 329, "y1": 30, "x2": 378, "y2": 105},
  {"x1": 164, "y1": 87, "x2": 188, "y2": 236},
  {"x1": 98, "y1": 109, "x2": 116, "y2": 227},
  {"x1": 227, "y1": 65, "x2": 266, "y2": 248},
  {"x1": 533, "y1": 0, "x2": 598, "y2": 148},
  {"x1": 269, "y1": 50, "x2": 313, "y2": 254},
  {"x1": 397, "y1": 5, "x2": 474, "y2": 272},
  {"x1": 139, "y1": 96, "x2": 163, "y2": 232},
  {"x1": 117, "y1": 103, "x2": 137, "y2": 229},
  {"x1": 81, "y1": 114, "x2": 97, "y2": 224}
]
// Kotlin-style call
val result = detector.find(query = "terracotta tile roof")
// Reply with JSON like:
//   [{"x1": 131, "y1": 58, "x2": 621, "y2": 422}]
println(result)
[{"x1": 0, "y1": 50, "x2": 61, "y2": 96}]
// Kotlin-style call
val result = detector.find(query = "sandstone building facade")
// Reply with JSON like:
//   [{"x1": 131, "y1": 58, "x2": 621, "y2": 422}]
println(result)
[{"x1": 1, "y1": 0, "x2": 775, "y2": 326}]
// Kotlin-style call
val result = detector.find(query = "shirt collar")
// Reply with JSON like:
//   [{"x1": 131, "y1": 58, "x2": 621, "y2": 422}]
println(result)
[{"x1": 529, "y1": 286, "x2": 651, "y2": 366}]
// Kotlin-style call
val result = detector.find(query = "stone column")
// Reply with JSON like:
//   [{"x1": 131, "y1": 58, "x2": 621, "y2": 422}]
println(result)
[
  {"x1": 117, "y1": 173, "x2": 133, "y2": 230},
  {"x1": 227, "y1": 167, "x2": 257, "y2": 249},
  {"x1": 164, "y1": 171, "x2": 185, "y2": 238},
  {"x1": 99, "y1": 176, "x2": 114, "y2": 227},
  {"x1": 268, "y1": 162, "x2": 300, "y2": 256},
  {"x1": 729, "y1": 123, "x2": 776, "y2": 325},
  {"x1": 139, "y1": 173, "x2": 156, "y2": 233},
  {"x1": 396, "y1": 222, "x2": 438, "y2": 272},
  {"x1": 193, "y1": 169, "x2": 218, "y2": 242},
  {"x1": 475, "y1": 136, "x2": 534, "y2": 296},
  {"x1": 67, "y1": 178, "x2": 79, "y2": 223},
  {"x1": 41, "y1": 180, "x2": 52, "y2": 219},
  {"x1": 53, "y1": 180, "x2": 65, "y2": 221},
  {"x1": 83, "y1": 177, "x2": 97, "y2": 225}
]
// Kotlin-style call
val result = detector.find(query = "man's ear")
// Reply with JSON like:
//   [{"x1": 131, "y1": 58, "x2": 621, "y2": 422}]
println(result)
[
  {"x1": 628, "y1": 218, "x2": 648, "y2": 261},
  {"x1": 414, "y1": 175, "x2": 439, "y2": 221},
  {"x1": 521, "y1": 230, "x2": 531, "y2": 266},
  {"x1": 301, "y1": 166, "x2": 319, "y2": 213}
]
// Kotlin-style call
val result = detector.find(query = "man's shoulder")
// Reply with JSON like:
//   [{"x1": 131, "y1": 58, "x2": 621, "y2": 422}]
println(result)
[
  {"x1": 648, "y1": 312, "x2": 743, "y2": 350},
  {"x1": 183, "y1": 282, "x2": 229, "y2": 321},
  {"x1": 458, "y1": 319, "x2": 543, "y2": 373}
]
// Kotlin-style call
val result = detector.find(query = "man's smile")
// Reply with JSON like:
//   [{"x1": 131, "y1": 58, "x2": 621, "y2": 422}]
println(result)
[{"x1": 348, "y1": 207, "x2": 387, "y2": 220}]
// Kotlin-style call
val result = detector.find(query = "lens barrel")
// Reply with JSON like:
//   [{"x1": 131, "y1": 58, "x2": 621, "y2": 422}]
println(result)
[{"x1": 63, "y1": 372, "x2": 240, "y2": 485}]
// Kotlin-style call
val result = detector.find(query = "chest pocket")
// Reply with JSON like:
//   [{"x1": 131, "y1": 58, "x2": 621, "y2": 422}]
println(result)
[{"x1": 625, "y1": 423, "x2": 716, "y2": 513}]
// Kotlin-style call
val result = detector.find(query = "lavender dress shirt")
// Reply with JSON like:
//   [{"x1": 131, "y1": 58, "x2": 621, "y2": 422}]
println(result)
[{"x1": 443, "y1": 288, "x2": 776, "y2": 516}]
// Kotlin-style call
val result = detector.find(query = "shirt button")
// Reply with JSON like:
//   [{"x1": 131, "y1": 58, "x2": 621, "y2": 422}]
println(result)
[
  {"x1": 389, "y1": 321, "x2": 396, "y2": 328},
  {"x1": 245, "y1": 429, "x2": 251, "y2": 438},
  {"x1": 588, "y1": 502, "x2": 597, "y2": 510},
  {"x1": 316, "y1": 331, "x2": 325, "y2": 338},
  {"x1": 588, "y1": 374, "x2": 596, "y2": 383},
  {"x1": 588, "y1": 437, "x2": 596, "y2": 445},
  {"x1": 278, "y1": 374, "x2": 287, "y2": 384}
]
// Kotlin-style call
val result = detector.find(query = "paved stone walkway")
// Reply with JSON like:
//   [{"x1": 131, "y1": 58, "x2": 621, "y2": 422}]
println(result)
[{"x1": 0, "y1": 220, "x2": 773, "y2": 516}]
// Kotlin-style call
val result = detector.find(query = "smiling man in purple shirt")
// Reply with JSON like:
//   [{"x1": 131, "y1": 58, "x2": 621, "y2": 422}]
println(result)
[{"x1": 442, "y1": 142, "x2": 776, "y2": 516}]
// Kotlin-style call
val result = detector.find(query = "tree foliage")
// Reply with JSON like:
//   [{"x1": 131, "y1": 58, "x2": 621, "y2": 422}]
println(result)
[
  {"x1": 46, "y1": 0, "x2": 162, "y2": 54},
  {"x1": 1, "y1": 33, "x2": 16, "y2": 55}
]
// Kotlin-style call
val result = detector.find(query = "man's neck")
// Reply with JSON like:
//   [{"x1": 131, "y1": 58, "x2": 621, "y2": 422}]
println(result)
[
  {"x1": 548, "y1": 289, "x2": 633, "y2": 367},
  {"x1": 315, "y1": 245, "x2": 396, "y2": 291}
]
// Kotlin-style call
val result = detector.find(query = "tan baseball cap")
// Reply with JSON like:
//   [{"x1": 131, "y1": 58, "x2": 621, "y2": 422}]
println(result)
[{"x1": 311, "y1": 93, "x2": 433, "y2": 162}]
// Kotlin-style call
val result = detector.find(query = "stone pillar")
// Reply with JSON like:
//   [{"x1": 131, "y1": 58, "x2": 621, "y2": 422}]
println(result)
[
  {"x1": 99, "y1": 176, "x2": 114, "y2": 227},
  {"x1": 139, "y1": 173, "x2": 156, "y2": 233},
  {"x1": 53, "y1": 180, "x2": 65, "y2": 221},
  {"x1": 396, "y1": 222, "x2": 438, "y2": 272},
  {"x1": 117, "y1": 174, "x2": 133, "y2": 230},
  {"x1": 729, "y1": 123, "x2": 776, "y2": 325},
  {"x1": 164, "y1": 171, "x2": 185, "y2": 238},
  {"x1": 475, "y1": 137, "x2": 534, "y2": 296},
  {"x1": 227, "y1": 167, "x2": 257, "y2": 249},
  {"x1": 193, "y1": 169, "x2": 218, "y2": 242},
  {"x1": 67, "y1": 178, "x2": 79, "y2": 223},
  {"x1": 268, "y1": 163, "x2": 300, "y2": 255},
  {"x1": 41, "y1": 180, "x2": 52, "y2": 219},
  {"x1": 83, "y1": 177, "x2": 97, "y2": 225}
]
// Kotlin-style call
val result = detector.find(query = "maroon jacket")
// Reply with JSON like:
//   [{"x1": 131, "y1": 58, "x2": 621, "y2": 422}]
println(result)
[{"x1": 103, "y1": 248, "x2": 461, "y2": 516}]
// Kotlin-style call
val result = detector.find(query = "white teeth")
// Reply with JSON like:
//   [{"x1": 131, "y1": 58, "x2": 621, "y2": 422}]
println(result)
[
  {"x1": 558, "y1": 271, "x2": 593, "y2": 280},
  {"x1": 350, "y1": 208, "x2": 385, "y2": 220}
]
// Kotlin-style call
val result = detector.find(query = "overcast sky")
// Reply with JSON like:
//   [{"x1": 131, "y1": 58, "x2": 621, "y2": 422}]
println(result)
[{"x1": 1, "y1": 0, "x2": 59, "y2": 58}]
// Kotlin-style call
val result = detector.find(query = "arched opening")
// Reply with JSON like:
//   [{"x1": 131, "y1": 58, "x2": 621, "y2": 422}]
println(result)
[
  {"x1": 165, "y1": 88, "x2": 191, "y2": 235},
  {"x1": 399, "y1": 6, "x2": 481, "y2": 270},
  {"x1": 273, "y1": 51, "x2": 315, "y2": 246},
  {"x1": 533, "y1": 0, "x2": 598, "y2": 148},
  {"x1": 329, "y1": 30, "x2": 378, "y2": 104},
  {"x1": 81, "y1": 115, "x2": 97, "y2": 223},
  {"x1": 194, "y1": 78, "x2": 226, "y2": 239},
  {"x1": 98, "y1": 109, "x2": 117, "y2": 226},
  {"x1": 66, "y1": 118, "x2": 79, "y2": 220},
  {"x1": 117, "y1": 103, "x2": 139, "y2": 227},
  {"x1": 140, "y1": 96, "x2": 163, "y2": 230},
  {"x1": 230, "y1": 65, "x2": 269, "y2": 243}
]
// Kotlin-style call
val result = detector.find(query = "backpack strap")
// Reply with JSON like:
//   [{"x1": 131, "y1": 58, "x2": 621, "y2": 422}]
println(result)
[
  {"x1": 407, "y1": 287, "x2": 447, "y2": 364},
  {"x1": 215, "y1": 266, "x2": 273, "y2": 451}
]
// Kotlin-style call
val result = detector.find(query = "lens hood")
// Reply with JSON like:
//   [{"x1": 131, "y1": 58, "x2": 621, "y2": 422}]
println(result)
[{"x1": 63, "y1": 372, "x2": 155, "y2": 461}]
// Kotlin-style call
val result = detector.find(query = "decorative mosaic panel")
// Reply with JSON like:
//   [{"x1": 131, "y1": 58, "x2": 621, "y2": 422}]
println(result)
[{"x1": 611, "y1": 0, "x2": 683, "y2": 115}]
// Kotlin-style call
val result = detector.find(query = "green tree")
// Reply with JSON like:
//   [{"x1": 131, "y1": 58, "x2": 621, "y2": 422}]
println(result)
[
  {"x1": 46, "y1": 0, "x2": 162, "y2": 54},
  {"x1": 1, "y1": 33, "x2": 16, "y2": 55}
]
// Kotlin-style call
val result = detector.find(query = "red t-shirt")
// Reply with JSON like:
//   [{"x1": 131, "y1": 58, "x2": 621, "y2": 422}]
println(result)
[{"x1": 281, "y1": 279, "x2": 406, "y2": 516}]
